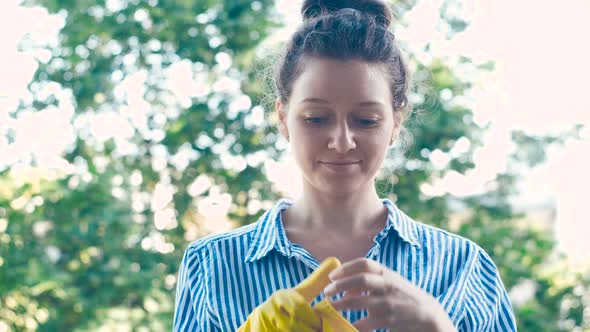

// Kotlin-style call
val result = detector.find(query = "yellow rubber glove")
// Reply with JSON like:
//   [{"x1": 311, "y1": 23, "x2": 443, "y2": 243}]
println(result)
[
  {"x1": 313, "y1": 298, "x2": 359, "y2": 331},
  {"x1": 237, "y1": 257, "x2": 357, "y2": 332},
  {"x1": 236, "y1": 288, "x2": 321, "y2": 332},
  {"x1": 296, "y1": 257, "x2": 358, "y2": 331}
]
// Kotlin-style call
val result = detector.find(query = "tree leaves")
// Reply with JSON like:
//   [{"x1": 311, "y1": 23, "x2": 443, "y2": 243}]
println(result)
[{"x1": 1, "y1": 0, "x2": 587, "y2": 331}]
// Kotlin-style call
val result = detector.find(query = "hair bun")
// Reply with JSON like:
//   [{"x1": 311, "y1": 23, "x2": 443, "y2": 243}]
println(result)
[{"x1": 301, "y1": 0, "x2": 393, "y2": 28}]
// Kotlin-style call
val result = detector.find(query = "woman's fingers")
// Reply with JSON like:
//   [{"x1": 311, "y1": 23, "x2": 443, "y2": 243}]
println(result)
[
  {"x1": 287, "y1": 290, "x2": 323, "y2": 328},
  {"x1": 328, "y1": 258, "x2": 382, "y2": 279},
  {"x1": 295, "y1": 257, "x2": 341, "y2": 301},
  {"x1": 265, "y1": 257, "x2": 344, "y2": 331},
  {"x1": 342, "y1": 288, "x2": 365, "y2": 299},
  {"x1": 275, "y1": 320, "x2": 321, "y2": 332},
  {"x1": 330, "y1": 292, "x2": 386, "y2": 312},
  {"x1": 265, "y1": 289, "x2": 320, "y2": 329},
  {"x1": 325, "y1": 272, "x2": 384, "y2": 297},
  {"x1": 274, "y1": 310, "x2": 322, "y2": 332}
]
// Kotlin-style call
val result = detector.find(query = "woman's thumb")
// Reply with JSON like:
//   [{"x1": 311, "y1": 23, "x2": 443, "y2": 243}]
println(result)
[{"x1": 294, "y1": 257, "x2": 341, "y2": 302}]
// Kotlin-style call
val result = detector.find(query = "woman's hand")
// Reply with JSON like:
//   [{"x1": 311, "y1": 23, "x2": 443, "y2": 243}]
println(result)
[
  {"x1": 323, "y1": 258, "x2": 457, "y2": 332},
  {"x1": 236, "y1": 289, "x2": 322, "y2": 332},
  {"x1": 238, "y1": 257, "x2": 341, "y2": 332}
]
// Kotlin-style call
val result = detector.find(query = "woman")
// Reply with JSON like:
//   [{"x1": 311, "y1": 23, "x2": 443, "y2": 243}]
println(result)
[{"x1": 173, "y1": 0, "x2": 517, "y2": 331}]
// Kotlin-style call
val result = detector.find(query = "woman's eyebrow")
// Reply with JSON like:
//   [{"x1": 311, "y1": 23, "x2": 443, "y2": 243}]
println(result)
[
  {"x1": 358, "y1": 101, "x2": 385, "y2": 107},
  {"x1": 298, "y1": 97, "x2": 330, "y2": 104},
  {"x1": 298, "y1": 98, "x2": 385, "y2": 107}
]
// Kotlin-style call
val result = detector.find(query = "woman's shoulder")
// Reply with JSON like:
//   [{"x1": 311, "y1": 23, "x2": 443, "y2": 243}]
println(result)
[
  {"x1": 410, "y1": 219, "x2": 505, "y2": 281},
  {"x1": 386, "y1": 205, "x2": 491, "y2": 267},
  {"x1": 385, "y1": 199, "x2": 484, "y2": 255},
  {"x1": 416, "y1": 219, "x2": 488, "y2": 254},
  {"x1": 182, "y1": 221, "x2": 259, "y2": 258},
  {"x1": 181, "y1": 199, "x2": 290, "y2": 259}
]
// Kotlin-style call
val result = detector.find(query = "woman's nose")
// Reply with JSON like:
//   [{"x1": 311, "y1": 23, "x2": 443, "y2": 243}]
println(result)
[{"x1": 327, "y1": 122, "x2": 356, "y2": 153}]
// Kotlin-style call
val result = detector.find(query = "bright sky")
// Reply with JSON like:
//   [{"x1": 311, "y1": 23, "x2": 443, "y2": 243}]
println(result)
[{"x1": 1, "y1": 0, "x2": 589, "y2": 268}]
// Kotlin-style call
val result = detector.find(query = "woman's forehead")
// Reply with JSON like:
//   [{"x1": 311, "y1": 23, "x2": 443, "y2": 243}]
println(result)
[{"x1": 290, "y1": 57, "x2": 393, "y2": 107}]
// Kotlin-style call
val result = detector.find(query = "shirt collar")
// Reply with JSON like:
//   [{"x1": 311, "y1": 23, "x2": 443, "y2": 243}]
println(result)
[
  {"x1": 244, "y1": 198, "x2": 421, "y2": 264},
  {"x1": 380, "y1": 199, "x2": 422, "y2": 248}
]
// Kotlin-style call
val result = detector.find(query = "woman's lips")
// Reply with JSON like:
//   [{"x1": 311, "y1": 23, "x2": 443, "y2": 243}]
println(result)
[
  {"x1": 321, "y1": 160, "x2": 360, "y2": 164},
  {"x1": 319, "y1": 161, "x2": 360, "y2": 172}
]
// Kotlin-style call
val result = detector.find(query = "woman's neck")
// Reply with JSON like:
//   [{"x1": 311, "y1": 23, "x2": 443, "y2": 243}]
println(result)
[{"x1": 284, "y1": 186, "x2": 388, "y2": 236}]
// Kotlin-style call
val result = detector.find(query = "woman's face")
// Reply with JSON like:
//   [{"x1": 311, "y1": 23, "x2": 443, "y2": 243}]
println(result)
[{"x1": 277, "y1": 56, "x2": 400, "y2": 196}]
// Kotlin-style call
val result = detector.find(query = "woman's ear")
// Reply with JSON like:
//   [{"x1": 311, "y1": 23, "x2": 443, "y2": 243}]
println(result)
[
  {"x1": 390, "y1": 110, "x2": 403, "y2": 145},
  {"x1": 276, "y1": 98, "x2": 290, "y2": 142}
]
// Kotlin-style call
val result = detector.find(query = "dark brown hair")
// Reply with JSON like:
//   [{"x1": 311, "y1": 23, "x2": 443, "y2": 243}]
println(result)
[{"x1": 274, "y1": 0, "x2": 410, "y2": 116}]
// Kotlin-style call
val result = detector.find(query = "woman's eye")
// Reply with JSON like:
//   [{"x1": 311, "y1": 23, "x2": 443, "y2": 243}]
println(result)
[
  {"x1": 304, "y1": 117, "x2": 325, "y2": 125},
  {"x1": 359, "y1": 119, "x2": 379, "y2": 126}
]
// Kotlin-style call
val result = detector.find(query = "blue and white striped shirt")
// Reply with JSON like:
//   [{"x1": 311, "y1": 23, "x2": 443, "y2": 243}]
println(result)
[{"x1": 173, "y1": 198, "x2": 517, "y2": 331}]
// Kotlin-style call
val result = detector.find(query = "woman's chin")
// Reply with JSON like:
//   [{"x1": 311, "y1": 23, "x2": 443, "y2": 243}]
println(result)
[{"x1": 316, "y1": 182, "x2": 367, "y2": 197}]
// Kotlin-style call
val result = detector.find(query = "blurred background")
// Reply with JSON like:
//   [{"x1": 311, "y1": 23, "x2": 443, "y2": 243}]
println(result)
[{"x1": 0, "y1": 0, "x2": 588, "y2": 331}]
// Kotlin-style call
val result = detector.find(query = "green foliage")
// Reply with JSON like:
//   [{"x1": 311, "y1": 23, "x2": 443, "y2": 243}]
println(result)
[
  {"x1": 1, "y1": 0, "x2": 588, "y2": 331},
  {"x1": 3, "y1": 0, "x2": 280, "y2": 330}
]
